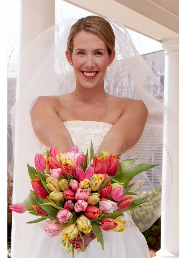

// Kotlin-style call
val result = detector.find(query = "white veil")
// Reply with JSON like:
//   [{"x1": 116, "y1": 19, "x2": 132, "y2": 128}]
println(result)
[{"x1": 10, "y1": 16, "x2": 174, "y2": 256}]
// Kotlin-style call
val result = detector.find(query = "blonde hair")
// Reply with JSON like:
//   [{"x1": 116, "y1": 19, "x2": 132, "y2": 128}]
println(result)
[{"x1": 67, "y1": 16, "x2": 115, "y2": 55}]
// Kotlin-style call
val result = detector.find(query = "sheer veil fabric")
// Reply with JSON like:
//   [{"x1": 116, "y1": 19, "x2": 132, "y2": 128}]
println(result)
[{"x1": 10, "y1": 17, "x2": 174, "y2": 257}]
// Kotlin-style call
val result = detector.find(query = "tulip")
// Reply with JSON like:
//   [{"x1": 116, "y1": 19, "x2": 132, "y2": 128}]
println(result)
[
  {"x1": 63, "y1": 189, "x2": 75, "y2": 200},
  {"x1": 100, "y1": 184, "x2": 112, "y2": 198},
  {"x1": 70, "y1": 145, "x2": 78, "y2": 153},
  {"x1": 112, "y1": 216, "x2": 126, "y2": 232},
  {"x1": 75, "y1": 188, "x2": 90, "y2": 201},
  {"x1": 76, "y1": 166, "x2": 85, "y2": 181},
  {"x1": 32, "y1": 205, "x2": 47, "y2": 215},
  {"x1": 84, "y1": 167, "x2": 95, "y2": 179},
  {"x1": 89, "y1": 174, "x2": 104, "y2": 191},
  {"x1": 44, "y1": 220, "x2": 61, "y2": 237},
  {"x1": 79, "y1": 179, "x2": 90, "y2": 189},
  {"x1": 46, "y1": 177, "x2": 61, "y2": 191},
  {"x1": 9, "y1": 203, "x2": 26, "y2": 213},
  {"x1": 93, "y1": 156, "x2": 107, "y2": 174},
  {"x1": 99, "y1": 151, "x2": 109, "y2": 157},
  {"x1": 100, "y1": 217, "x2": 118, "y2": 231},
  {"x1": 50, "y1": 147, "x2": 59, "y2": 158},
  {"x1": 62, "y1": 224, "x2": 79, "y2": 241},
  {"x1": 76, "y1": 154, "x2": 86, "y2": 167},
  {"x1": 99, "y1": 199, "x2": 118, "y2": 213},
  {"x1": 76, "y1": 215, "x2": 92, "y2": 234},
  {"x1": 111, "y1": 187, "x2": 124, "y2": 202},
  {"x1": 48, "y1": 157, "x2": 62, "y2": 169},
  {"x1": 69, "y1": 179, "x2": 79, "y2": 192},
  {"x1": 111, "y1": 183, "x2": 124, "y2": 189},
  {"x1": 74, "y1": 200, "x2": 88, "y2": 212},
  {"x1": 57, "y1": 209, "x2": 73, "y2": 223},
  {"x1": 70, "y1": 232, "x2": 96, "y2": 249},
  {"x1": 62, "y1": 163, "x2": 75, "y2": 176},
  {"x1": 107, "y1": 154, "x2": 120, "y2": 175},
  {"x1": 49, "y1": 191, "x2": 64, "y2": 201},
  {"x1": 31, "y1": 176, "x2": 49, "y2": 198},
  {"x1": 64, "y1": 200, "x2": 74, "y2": 211},
  {"x1": 117, "y1": 195, "x2": 133, "y2": 210},
  {"x1": 87, "y1": 193, "x2": 100, "y2": 205},
  {"x1": 34, "y1": 153, "x2": 46, "y2": 171},
  {"x1": 59, "y1": 179, "x2": 69, "y2": 191},
  {"x1": 50, "y1": 168, "x2": 62, "y2": 180},
  {"x1": 84, "y1": 205, "x2": 102, "y2": 219}
]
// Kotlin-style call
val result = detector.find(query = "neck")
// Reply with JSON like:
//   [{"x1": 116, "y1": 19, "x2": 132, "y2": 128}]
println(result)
[{"x1": 72, "y1": 84, "x2": 107, "y2": 104}]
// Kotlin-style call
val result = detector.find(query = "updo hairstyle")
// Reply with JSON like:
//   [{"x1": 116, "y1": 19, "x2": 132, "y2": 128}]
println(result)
[{"x1": 67, "y1": 16, "x2": 115, "y2": 55}]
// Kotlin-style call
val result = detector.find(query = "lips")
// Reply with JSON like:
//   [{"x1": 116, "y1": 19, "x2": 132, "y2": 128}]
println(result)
[{"x1": 81, "y1": 71, "x2": 98, "y2": 79}]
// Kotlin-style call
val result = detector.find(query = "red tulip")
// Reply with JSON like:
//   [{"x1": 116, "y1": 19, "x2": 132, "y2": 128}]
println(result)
[
  {"x1": 107, "y1": 154, "x2": 120, "y2": 175},
  {"x1": 84, "y1": 205, "x2": 102, "y2": 219},
  {"x1": 63, "y1": 189, "x2": 75, "y2": 200},
  {"x1": 100, "y1": 184, "x2": 112, "y2": 198},
  {"x1": 100, "y1": 217, "x2": 118, "y2": 231},
  {"x1": 32, "y1": 205, "x2": 47, "y2": 215},
  {"x1": 34, "y1": 153, "x2": 46, "y2": 171},
  {"x1": 117, "y1": 195, "x2": 133, "y2": 210},
  {"x1": 31, "y1": 176, "x2": 49, "y2": 198},
  {"x1": 9, "y1": 203, "x2": 26, "y2": 213},
  {"x1": 93, "y1": 156, "x2": 107, "y2": 174},
  {"x1": 111, "y1": 187, "x2": 124, "y2": 201},
  {"x1": 50, "y1": 147, "x2": 59, "y2": 158},
  {"x1": 62, "y1": 163, "x2": 75, "y2": 176},
  {"x1": 48, "y1": 157, "x2": 62, "y2": 169}
]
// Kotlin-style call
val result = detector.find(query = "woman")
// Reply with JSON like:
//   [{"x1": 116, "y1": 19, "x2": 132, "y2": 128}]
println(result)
[{"x1": 11, "y1": 16, "x2": 164, "y2": 258}]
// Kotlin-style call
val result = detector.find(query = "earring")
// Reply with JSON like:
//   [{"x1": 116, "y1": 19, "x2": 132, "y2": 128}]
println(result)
[
  {"x1": 108, "y1": 63, "x2": 111, "y2": 66},
  {"x1": 70, "y1": 62, "x2": 73, "y2": 65}
]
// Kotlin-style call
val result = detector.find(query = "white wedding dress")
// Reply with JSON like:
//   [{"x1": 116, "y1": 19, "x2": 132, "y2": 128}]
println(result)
[{"x1": 12, "y1": 121, "x2": 150, "y2": 258}]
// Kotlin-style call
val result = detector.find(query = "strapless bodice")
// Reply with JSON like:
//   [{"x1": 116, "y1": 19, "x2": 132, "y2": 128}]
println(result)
[{"x1": 63, "y1": 120, "x2": 113, "y2": 153}]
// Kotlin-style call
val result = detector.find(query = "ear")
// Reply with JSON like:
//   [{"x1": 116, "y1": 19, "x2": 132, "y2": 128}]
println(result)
[
  {"x1": 109, "y1": 51, "x2": 116, "y2": 65},
  {"x1": 65, "y1": 50, "x2": 73, "y2": 65}
]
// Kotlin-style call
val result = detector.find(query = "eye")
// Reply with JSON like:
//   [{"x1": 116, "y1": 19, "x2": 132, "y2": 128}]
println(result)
[
  {"x1": 95, "y1": 51, "x2": 103, "y2": 56},
  {"x1": 77, "y1": 51, "x2": 85, "y2": 56}
]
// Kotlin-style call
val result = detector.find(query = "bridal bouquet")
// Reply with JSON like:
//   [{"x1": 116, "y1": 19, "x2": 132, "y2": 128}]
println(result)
[{"x1": 10, "y1": 142, "x2": 157, "y2": 257}]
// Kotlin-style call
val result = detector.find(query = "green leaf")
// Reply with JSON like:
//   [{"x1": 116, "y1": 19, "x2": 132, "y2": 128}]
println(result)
[
  {"x1": 113, "y1": 163, "x2": 158, "y2": 183},
  {"x1": 67, "y1": 173, "x2": 74, "y2": 183},
  {"x1": 46, "y1": 150, "x2": 51, "y2": 157},
  {"x1": 90, "y1": 140, "x2": 94, "y2": 162},
  {"x1": 124, "y1": 183, "x2": 134, "y2": 194},
  {"x1": 28, "y1": 211, "x2": 45, "y2": 216},
  {"x1": 105, "y1": 209, "x2": 124, "y2": 219},
  {"x1": 36, "y1": 195, "x2": 59, "y2": 220},
  {"x1": 59, "y1": 175, "x2": 67, "y2": 180},
  {"x1": 36, "y1": 171, "x2": 47, "y2": 182},
  {"x1": 27, "y1": 164, "x2": 36, "y2": 179},
  {"x1": 127, "y1": 192, "x2": 137, "y2": 195},
  {"x1": 26, "y1": 217, "x2": 47, "y2": 224},
  {"x1": 120, "y1": 158, "x2": 138, "y2": 172},
  {"x1": 86, "y1": 149, "x2": 89, "y2": 168},
  {"x1": 91, "y1": 222, "x2": 104, "y2": 250},
  {"x1": 98, "y1": 176, "x2": 113, "y2": 192},
  {"x1": 23, "y1": 190, "x2": 37, "y2": 211},
  {"x1": 41, "y1": 202, "x2": 62, "y2": 210}
]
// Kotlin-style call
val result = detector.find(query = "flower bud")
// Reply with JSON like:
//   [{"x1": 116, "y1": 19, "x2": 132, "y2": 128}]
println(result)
[
  {"x1": 59, "y1": 179, "x2": 69, "y2": 191},
  {"x1": 100, "y1": 217, "x2": 117, "y2": 231},
  {"x1": 57, "y1": 209, "x2": 72, "y2": 223},
  {"x1": 63, "y1": 189, "x2": 75, "y2": 200},
  {"x1": 9, "y1": 203, "x2": 26, "y2": 213},
  {"x1": 46, "y1": 177, "x2": 61, "y2": 191},
  {"x1": 75, "y1": 188, "x2": 90, "y2": 201},
  {"x1": 69, "y1": 179, "x2": 79, "y2": 191},
  {"x1": 112, "y1": 216, "x2": 126, "y2": 232},
  {"x1": 62, "y1": 224, "x2": 79, "y2": 241},
  {"x1": 111, "y1": 183, "x2": 124, "y2": 189},
  {"x1": 87, "y1": 193, "x2": 100, "y2": 205},
  {"x1": 89, "y1": 174, "x2": 104, "y2": 191},
  {"x1": 111, "y1": 187, "x2": 124, "y2": 202},
  {"x1": 84, "y1": 205, "x2": 102, "y2": 219},
  {"x1": 49, "y1": 191, "x2": 64, "y2": 201},
  {"x1": 34, "y1": 153, "x2": 46, "y2": 171},
  {"x1": 64, "y1": 200, "x2": 74, "y2": 211},
  {"x1": 79, "y1": 179, "x2": 90, "y2": 189},
  {"x1": 117, "y1": 195, "x2": 133, "y2": 210},
  {"x1": 100, "y1": 184, "x2": 112, "y2": 198},
  {"x1": 74, "y1": 200, "x2": 88, "y2": 212},
  {"x1": 50, "y1": 147, "x2": 59, "y2": 158},
  {"x1": 32, "y1": 205, "x2": 47, "y2": 215},
  {"x1": 76, "y1": 215, "x2": 92, "y2": 234},
  {"x1": 44, "y1": 220, "x2": 61, "y2": 237}
]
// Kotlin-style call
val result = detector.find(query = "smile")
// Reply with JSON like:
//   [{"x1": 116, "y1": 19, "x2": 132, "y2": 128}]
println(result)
[{"x1": 81, "y1": 71, "x2": 98, "y2": 79}]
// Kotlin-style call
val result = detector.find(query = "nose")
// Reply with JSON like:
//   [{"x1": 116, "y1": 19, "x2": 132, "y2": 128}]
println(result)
[{"x1": 85, "y1": 55, "x2": 95, "y2": 69}]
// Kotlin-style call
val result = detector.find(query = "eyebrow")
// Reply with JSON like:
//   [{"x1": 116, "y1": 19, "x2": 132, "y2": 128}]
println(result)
[{"x1": 75, "y1": 48, "x2": 106, "y2": 52}]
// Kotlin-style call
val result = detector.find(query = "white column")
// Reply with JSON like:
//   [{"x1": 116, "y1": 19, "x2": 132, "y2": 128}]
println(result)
[{"x1": 156, "y1": 38, "x2": 179, "y2": 258}]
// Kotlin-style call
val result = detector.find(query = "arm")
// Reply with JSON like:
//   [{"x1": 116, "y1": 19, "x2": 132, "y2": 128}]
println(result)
[
  {"x1": 98, "y1": 99, "x2": 148, "y2": 154},
  {"x1": 30, "y1": 96, "x2": 74, "y2": 152}
]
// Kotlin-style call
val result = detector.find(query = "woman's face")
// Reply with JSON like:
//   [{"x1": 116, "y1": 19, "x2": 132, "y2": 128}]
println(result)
[{"x1": 66, "y1": 31, "x2": 115, "y2": 91}]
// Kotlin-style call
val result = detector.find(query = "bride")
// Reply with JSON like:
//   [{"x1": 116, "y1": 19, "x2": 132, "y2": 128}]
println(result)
[{"x1": 11, "y1": 16, "x2": 165, "y2": 258}]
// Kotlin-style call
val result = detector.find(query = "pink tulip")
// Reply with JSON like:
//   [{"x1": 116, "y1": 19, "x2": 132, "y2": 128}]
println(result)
[
  {"x1": 75, "y1": 188, "x2": 90, "y2": 201},
  {"x1": 117, "y1": 195, "x2": 133, "y2": 210},
  {"x1": 74, "y1": 200, "x2": 88, "y2": 212},
  {"x1": 48, "y1": 157, "x2": 62, "y2": 169},
  {"x1": 70, "y1": 145, "x2": 78, "y2": 153},
  {"x1": 76, "y1": 166, "x2": 85, "y2": 181},
  {"x1": 50, "y1": 168, "x2": 62, "y2": 180},
  {"x1": 57, "y1": 209, "x2": 73, "y2": 223},
  {"x1": 62, "y1": 163, "x2": 75, "y2": 176},
  {"x1": 34, "y1": 153, "x2": 46, "y2": 171},
  {"x1": 100, "y1": 217, "x2": 118, "y2": 231},
  {"x1": 69, "y1": 179, "x2": 79, "y2": 191},
  {"x1": 100, "y1": 184, "x2": 112, "y2": 198},
  {"x1": 44, "y1": 220, "x2": 61, "y2": 237},
  {"x1": 99, "y1": 199, "x2": 118, "y2": 213},
  {"x1": 111, "y1": 187, "x2": 124, "y2": 201},
  {"x1": 70, "y1": 232, "x2": 96, "y2": 249},
  {"x1": 76, "y1": 154, "x2": 86, "y2": 167},
  {"x1": 50, "y1": 147, "x2": 59, "y2": 158},
  {"x1": 84, "y1": 205, "x2": 102, "y2": 219},
  {"x1": 93, "y1": 156, "x2": 107, "y2": 174},
  {"x1": 63, "y1": 189, "x2": 75, "y2": 200},
  {"x1": 32, "y1": 205, "x2": 47, "y2": 215},
  {"x1": 107, "y1": 154, "x2": 120, "y2": 175},
  {"x1": 64, "y1": 200, "x2": 74, "y2": 211},
  {"x1": 31, "y1": 176, "x2": 49, "y2": 198},
  {"x1": 9, "y1": 203, "x2": 26, "y2": 213},
  {"x1": 85, "y1": 167, "x2": 94, "y2": 179}
]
